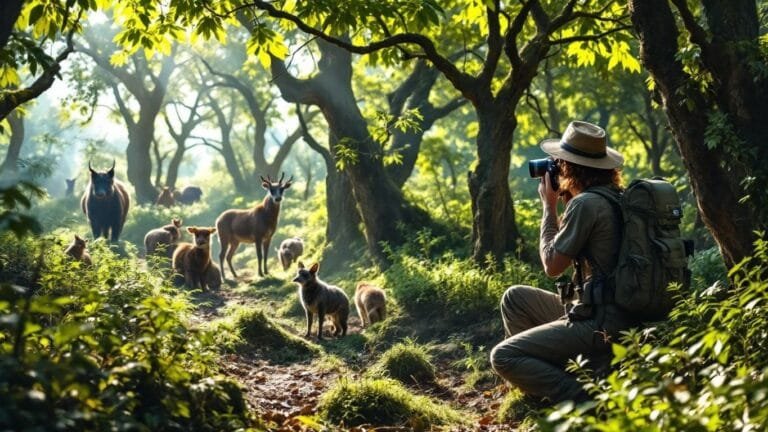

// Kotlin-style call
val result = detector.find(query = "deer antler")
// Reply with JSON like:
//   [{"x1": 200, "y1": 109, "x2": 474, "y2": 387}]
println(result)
[
  {"x1": 110, "y1": 159, "x2": 115, "y2": 171},
  {"x1": 278, "y1": 172, "x2": 285, "y2": 184}
]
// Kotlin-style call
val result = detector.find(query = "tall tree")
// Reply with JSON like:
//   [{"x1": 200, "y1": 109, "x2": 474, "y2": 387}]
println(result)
[
  {"x1": 267, "y1": 39, "x2": 436, "y2": 265},
  {"x1": 296, "y1": 105, "x2": 364, "y2": 267},
  {"x1": 0, "y1": 110, "x2": 24, "y2": 178},
  {"x1": 628, "y1": 0, "x2": 768, "y2": 267},
  {"x1": 239, "y1": 0, "x2": 632, "y2": 264},
  {"x1": 78, "y1": 26, "x2": 177, "y2": 203}
]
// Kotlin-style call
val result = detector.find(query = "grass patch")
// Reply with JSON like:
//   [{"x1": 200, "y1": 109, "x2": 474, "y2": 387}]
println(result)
[
  {"x1": 209, "y1": 306, "x2": 318, "y2": 364},
  {"x1": 497, "y1": 389, "x2": 545, "y2": 425},
  {"x1": 369, "y1": 339, "x2": 436, "y2": 385},
  {"x1": 318, "y1": 378, "x2": 467, "y2": 429}
]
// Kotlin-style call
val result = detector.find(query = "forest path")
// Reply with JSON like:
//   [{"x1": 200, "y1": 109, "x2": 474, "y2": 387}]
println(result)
[{"x1": 187, "y1": 273, "x2": 520, "y2": 431}]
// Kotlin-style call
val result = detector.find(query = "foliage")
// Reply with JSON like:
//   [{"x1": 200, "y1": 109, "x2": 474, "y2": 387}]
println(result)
[
  {"x1": 541, "y1": 237, "x2": 768, "y2": 431},
  {"x1": 0, "y1": 181, "x2": 44, "y2": 238},
  {"x1": 451, "y1": 341, "x2": 494, "y2": 389},
  {"x1": 318, "y1": 378, "x2": 466, "y2": 429},
  {"x1": 688, "y1": 246, "x2": 728, "y2": 291},
  {"x1": 369, "y1": 338, "x2": 436, "y2": 385},
  {"x1": 0, "y1": 234, "x2": 253, "y2": 430},
  {"x1": 383, "y1": 233, "x2": 547, "y2": 326}
]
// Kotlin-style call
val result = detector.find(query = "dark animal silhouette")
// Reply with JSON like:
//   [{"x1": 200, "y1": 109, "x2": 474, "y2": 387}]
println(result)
[
  {"x1": 216, "y1": 173, "x2": 293, "y2": 280},
  {"x1": 81, "y1": 161, "x2": 130, "y2": 242},
  {"x1": 293, "y1": 262, "x2": 349, "y2": 340},
  {"x1": 155, "y1": 186, "x2": 176, "y2": 207},
  {"x1": 65, "y1": 234, "x2": 92, "y2": 266},
  {"x1": 174, "y1": 186, "x2": 203, "y2": 205},
  {"x1": 172, "y1": 226, "x2": 216, "y2": 290},
  {"x1": 65, "y1": 178, "x2": 76, "y2": 197}
]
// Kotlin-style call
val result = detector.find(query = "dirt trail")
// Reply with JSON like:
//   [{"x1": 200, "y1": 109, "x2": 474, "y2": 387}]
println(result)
[{"x1": 189, "y1": 284, "x2": 519, "y2": 431}]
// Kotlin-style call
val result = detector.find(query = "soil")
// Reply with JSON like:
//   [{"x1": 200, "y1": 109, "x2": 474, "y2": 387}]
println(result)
[{"x1": 188, "y1": 277, "x2": 522, "y2": 432}]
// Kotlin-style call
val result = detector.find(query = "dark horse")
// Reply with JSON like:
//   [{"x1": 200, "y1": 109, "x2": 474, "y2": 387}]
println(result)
[{"x1": 81, "y1": 161, "x2": 130, "y2": 242}]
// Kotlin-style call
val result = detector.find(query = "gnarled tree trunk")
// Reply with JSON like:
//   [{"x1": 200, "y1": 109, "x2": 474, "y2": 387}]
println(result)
[{"x1": 628, "y1": 0, "x2": 766, "y2": 267}]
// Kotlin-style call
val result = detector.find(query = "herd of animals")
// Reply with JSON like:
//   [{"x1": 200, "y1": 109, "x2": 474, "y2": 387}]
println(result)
[{"x1": 62, "y1": 162, "x2": 386, "y2": 340}]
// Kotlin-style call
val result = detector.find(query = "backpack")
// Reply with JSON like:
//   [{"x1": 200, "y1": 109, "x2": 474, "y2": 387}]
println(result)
[{"x1": 587, "y1": 178, "x2": 692, "y2": 321}]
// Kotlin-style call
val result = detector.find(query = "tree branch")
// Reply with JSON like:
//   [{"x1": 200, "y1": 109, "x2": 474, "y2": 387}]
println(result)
[
  {"x1": 296, "y1": 103, "x2": 332, "y2": 167},
  {"x1": 549, "y1": 25, "x2": 632, "y2": 44},
  {"x1": 244, "y1": 0, "x2": 476, "y2": 94},
  {"x1": 479, "y1": 1, "x2": 503, "y2": 86}
]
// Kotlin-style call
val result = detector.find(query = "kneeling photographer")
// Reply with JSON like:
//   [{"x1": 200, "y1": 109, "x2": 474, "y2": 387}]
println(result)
[{"x1": 490, "y1": 120, "x2": 642, "y2": 403}]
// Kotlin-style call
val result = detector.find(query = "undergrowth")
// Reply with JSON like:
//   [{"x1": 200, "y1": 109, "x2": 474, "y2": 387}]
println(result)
[
  {"x1": 542, "y1": 236, "x2": 768, "y2": 431},
  {"x1": 0, "y1": 233, "x2": 255, "y2": 430}
]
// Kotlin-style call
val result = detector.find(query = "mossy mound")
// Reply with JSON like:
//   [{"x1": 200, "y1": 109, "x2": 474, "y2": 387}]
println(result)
[
  {"x1": 214, "y1": 307, "x2": 318, "y2": 363},
  {"x1": 318, "y1": 378, "x2": 466, "y2": 429},
  {"x1": 369, "y1": 339, "x2": 435, "y2": 385}
]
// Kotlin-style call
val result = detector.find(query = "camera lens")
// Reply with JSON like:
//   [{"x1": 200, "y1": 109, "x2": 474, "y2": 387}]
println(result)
[{"x1": 528, "y1": 158, "x2": 550, "y2": 178}]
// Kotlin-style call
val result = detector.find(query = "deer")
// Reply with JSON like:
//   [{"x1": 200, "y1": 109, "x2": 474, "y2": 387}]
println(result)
[{"x1": 215, "y1": 172, "x2": 293, "y2": 280}]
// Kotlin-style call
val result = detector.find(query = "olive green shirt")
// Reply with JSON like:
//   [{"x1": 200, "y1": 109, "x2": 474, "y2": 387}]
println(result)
[{"x1": 554, "y1": 186, "x2": 621, "y2": 281}]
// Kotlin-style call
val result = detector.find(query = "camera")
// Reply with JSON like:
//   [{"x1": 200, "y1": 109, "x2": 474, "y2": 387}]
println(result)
[{"x1": 528, "y1": 157, "x2": 559, "y2": 191}]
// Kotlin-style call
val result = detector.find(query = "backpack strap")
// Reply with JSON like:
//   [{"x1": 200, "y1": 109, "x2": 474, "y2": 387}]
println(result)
[{"x1": 580, "y1": 186, "x2": 624, "y2": 306}]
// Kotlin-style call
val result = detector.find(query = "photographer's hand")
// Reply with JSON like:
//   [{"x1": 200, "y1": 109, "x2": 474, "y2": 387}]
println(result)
[{"x1": 538, "y1": 172, "x2": 559, "y2": 211}]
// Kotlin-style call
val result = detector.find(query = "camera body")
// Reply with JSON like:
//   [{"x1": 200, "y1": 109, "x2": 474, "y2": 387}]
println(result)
[{"x1": 528, "y1": 157, "x2": 560, "y2": 191}]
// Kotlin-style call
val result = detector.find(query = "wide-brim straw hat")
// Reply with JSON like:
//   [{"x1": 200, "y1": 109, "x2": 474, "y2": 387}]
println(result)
[{"x1": 540, "y1": 120, "x2": 623, "y2": 169}]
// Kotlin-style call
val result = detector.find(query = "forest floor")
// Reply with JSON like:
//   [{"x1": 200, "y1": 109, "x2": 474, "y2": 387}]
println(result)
[{"x1": 187, "y1": 270, "x2": 524, "y2": 432}]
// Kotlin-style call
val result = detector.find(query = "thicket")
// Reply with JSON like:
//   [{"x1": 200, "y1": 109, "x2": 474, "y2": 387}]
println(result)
[
  {"x1": 542, "y1": 237, "x2": 768, "y2": 431},
  {"x1": 0, "y1": 233, "x2": 254, "y2": 430}
]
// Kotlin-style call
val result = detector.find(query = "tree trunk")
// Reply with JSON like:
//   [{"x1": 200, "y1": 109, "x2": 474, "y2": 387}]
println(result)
[
  {"x1": 272, "y1": 40, "x2": 435, "y2": 266},
  {"x1": 468, "y1": 102, "x2": 521, "y2": 264},
  {"x1": 0, "y1": 110, "x2": 24, "y2": 177},
  {"x1": 296, "y1": 106, "x2": 365, "y2": 267},
  {"x1": 165, "y1": 145, "x2": 185, "y2": 189},
  {"x1": 0, "y1": 0, "x2": 23, "y2": 51},
  {"x1": 126, "y1": 120, "x2": 158, "y2": 203},
  {"x1": 628, "y1": 0, "x2": 760, "y2": 268},
  {"x1": 322, "y1": 168, "x2": 364, "y2": 269}
]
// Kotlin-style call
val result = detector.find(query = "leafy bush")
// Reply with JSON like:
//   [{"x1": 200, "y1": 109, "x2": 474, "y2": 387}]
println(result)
[
  {"x1": 541, "y1": 237, "x2": 768, "y2": 431},
  {"x1": 318, "y1": 378, "x2": 466, "y2": 429},
  {"x1": 688, "y1": 246, "x2": 728, "y2": 290},
  {"x1": 0, "y1": 235, "x2": 254, "y2": 430},
  {"x1": 384, "y1": 245, "x2": 547, "y2": 325},
  {"x1": 369, "y1": 338, "x2": 436, "y2": 385}
]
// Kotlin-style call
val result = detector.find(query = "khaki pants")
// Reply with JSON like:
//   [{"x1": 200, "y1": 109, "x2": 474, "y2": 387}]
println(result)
[{"x1": 490, "y1": 285, "x2": 634, "y2": 403}]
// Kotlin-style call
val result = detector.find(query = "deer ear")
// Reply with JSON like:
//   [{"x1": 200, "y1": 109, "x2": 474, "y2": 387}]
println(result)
[
  {"x1": 187, "y1": 227, "x2": 197, "y2": 234},
  {"x1": 173, "y1": 218, "x2": 181, "y2": 227},
  {"x1": 309, "y1": 262, "x2": 319, "y2": 274},
  {"x1": 297, "y1": 261, "x2": 305, "y2": 269},
  {"x1": 209, "y1": 228, "x2": 216, "y2": 234}
]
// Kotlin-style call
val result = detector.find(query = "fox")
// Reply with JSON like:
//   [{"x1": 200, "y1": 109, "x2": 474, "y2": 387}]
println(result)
[
  {"x1": 354, "y1": 282, "x2": 387, "y2": 327},
  {"x1": 292, "y1": 262, "x2": 349, "y2": 340},
  {"x1": 65, "y1": 234, "x2": 92, "y2": 266}
]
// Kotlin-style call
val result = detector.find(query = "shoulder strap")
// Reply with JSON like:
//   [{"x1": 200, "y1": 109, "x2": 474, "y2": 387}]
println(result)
[{"x1": 581, "y1": 186, "x2": 624, "y2": 279}]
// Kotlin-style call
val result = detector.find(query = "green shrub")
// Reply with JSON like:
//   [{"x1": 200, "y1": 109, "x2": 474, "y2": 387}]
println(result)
[
  {"x1": 384, "y1": 247, "x2": 547, "y2": 325},
  {"x1": 370, "y1": 339, "x2": 436, "y2": 385},
  {"x1": 541, "y1": 237, "x2": 768, "y2": 431},
  {"x1": 318, "y1": 378, "x2": 466, "y2": 429},
  {"x1": 688, "y1": 246, "x2": 728, "y2": 290},
  {"x1": 0, "y1": 235, "x2": 254, "y2": 430}
]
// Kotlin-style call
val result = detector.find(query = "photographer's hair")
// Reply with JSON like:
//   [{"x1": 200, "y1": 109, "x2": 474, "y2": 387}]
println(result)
[{"x1": 557, "y1": 159, "x2": 622, "y2": 193}]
